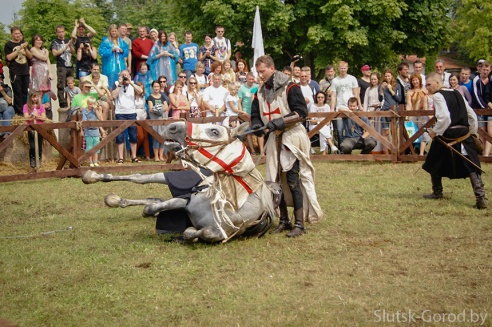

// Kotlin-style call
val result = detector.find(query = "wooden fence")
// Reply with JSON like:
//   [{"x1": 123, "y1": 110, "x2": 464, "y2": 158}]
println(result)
[{"x1": 1, "y1": 109, "x2": 491, "y2": 183}]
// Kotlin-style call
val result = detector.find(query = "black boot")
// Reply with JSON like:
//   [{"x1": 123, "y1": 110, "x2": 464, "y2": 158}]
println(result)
[
  {"x1": 470, "y1": 173, "x2": 487, "y2": 209},
  {"x1": 30, "y1": 156, "x2": 36, "y2": 168},
  {"x1": 287, "y1": 208, "x2": 304, "y2": 238},
  {"x1": 270, "y1": 218, "x2": 292, "y2": 234},
  {"x1": 423, "y1": 174, "x2": 443, "y2": 199},
  {"x1": 270, "y1": 205, "x2": 292, "y2": 234}
]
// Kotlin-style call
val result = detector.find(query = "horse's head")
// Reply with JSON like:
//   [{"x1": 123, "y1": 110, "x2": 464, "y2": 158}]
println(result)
[{"x1": 163, "y1": 121, "x2": 253, "y2": 175}]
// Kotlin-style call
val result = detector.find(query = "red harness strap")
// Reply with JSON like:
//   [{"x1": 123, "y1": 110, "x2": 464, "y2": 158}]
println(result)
[
  {"x1": 185, "y1": 122, "x2": 253, "y2": 194},
  {"x1": 197, "y1": 143, "x2": 253, "y2": 194}
]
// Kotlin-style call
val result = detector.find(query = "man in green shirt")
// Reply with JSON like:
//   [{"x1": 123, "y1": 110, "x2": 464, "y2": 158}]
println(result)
[{"x1": 71, "y1": 80, "x2": 94, "y2": 108}]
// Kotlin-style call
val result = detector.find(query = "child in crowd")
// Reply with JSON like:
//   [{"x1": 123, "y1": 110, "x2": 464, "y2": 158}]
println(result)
[
  {"x1": 192, "y1": 61, "x2": 208, "y2": 94},
  {"x1": 225, "y1": 83, "x2": 242, "y2": 127},
  {"x1": 81, "y1": 96, "x2": 105, "y2": 167},
  {"x1": 23, "y1": 90, "x2": 47, "y2": 169},
  {"x1": 222, "y1": 59, "x2": 235, "y2": 88},
  {"x1": 147, "y1": 80, "x2": 169, "y2": 161},
  {"x1": 65, "y1": 76, "x2": 81, "y2": 108},
  {"x1": 134, "y1": 62, "x2": 153, "y2": 98}
]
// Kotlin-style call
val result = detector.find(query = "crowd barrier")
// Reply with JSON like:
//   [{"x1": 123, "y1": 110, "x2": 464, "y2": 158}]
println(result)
[{"x1": 1, "y1": 109, "x2": 491, "y2": 183}]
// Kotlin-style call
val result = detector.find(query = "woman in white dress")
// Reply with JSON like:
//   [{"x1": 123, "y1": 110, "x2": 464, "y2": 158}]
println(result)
[{"x1": 309, "y1": 91, "x2": 339, "y2": 155}]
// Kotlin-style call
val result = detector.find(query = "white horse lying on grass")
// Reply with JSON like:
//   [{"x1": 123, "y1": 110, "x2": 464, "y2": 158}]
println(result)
[{"x1": 82, "y1": 121, "x2": 281, "y2": 243}]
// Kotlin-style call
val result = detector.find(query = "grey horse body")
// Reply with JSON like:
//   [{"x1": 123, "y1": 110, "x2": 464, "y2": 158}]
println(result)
[{"x1": 82, "y1": 121, "x2": 279, "y2": 243}]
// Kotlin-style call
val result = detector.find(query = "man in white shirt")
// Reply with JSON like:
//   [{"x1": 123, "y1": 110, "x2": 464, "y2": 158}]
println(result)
[
  {"x1": 213, "y1": 25, "x2": 231, "y2": 62},
  {"x1": 434, "y1": 59, "x2": 451, "y2": 88},
  {"x1": 111, "y1": 70, "x2": 143, "y2": 163},
  {"x1": 329, "y1": 61, "x2": 362, "y2": 143},
  {"x1": 202, "y1": 74, "x2": 228, "y2": 117},
  {"x1": 299, "y1": 71, "x2": 315, "y2": 110}
]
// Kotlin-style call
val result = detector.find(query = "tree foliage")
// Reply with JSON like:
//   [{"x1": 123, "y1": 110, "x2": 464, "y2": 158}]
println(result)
[
  {"x1": 13, "y1": 0, "x2": 107, "y2": 49},
  {"x1": 454, "y1": 0, "x2": 492, "y2": 62},
  {"x1": 161, "y1": 0, "x2": 451, "y2": 76},
  {"x1": 3, "y1": 0, "x2": 452, "y2": 78}
]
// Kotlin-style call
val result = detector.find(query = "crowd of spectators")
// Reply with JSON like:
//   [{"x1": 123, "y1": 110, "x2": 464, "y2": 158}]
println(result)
[{"x1": 1, "y1": 19, "x2": 492, "y2": 163}]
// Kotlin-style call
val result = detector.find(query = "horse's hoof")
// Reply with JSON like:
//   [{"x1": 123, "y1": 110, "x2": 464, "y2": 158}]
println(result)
[
  {"x1": 104, "y1": 194, "x2": 122, "y2": 208},
  {"x1": 142, "y1": 204, "x2": 159, "y2": 217},
  {"x1": 82, "y1": 170, "x2": 99, "y2": 184}
]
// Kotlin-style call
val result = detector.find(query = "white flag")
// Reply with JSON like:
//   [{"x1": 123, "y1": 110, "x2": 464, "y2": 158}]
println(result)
[{"x1": 252, "y1": 6, "x2": 265, "y2": 75}]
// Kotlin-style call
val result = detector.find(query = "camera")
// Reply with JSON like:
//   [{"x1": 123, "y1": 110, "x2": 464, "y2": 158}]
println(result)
[
  {"x1": 291, "y1": 54, "x2": 303, "y2": 62},
  {"x1": 84, "y1": 43, "x2": 90, "y2": 48},
  {"x1": 122, "y1": 76, "x2": 129, "y2": 82}
]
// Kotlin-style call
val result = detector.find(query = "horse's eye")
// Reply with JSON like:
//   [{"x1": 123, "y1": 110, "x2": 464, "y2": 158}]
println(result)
[{"x1": 210, "y1": 128, "x2": 220, "y2": 136}]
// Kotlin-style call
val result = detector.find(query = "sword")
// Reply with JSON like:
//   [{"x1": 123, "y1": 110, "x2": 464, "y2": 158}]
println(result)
[
  {"x1": 426, "y1": 129, "x2": 485, "y2": 174},
  {"x1": 237, "y1": 126, "x2": 267, "y2": 137}
]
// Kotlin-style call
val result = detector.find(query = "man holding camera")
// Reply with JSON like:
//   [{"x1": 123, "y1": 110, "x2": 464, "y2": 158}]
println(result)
[
  {"x1": 0, "y1": 74, "x2": 15, "y2": 137},
  {"x1": 111, "y1": 70, "x2": 143, "y2": 164},
  {"x1": 51, "y1": 25, "x2": 75, "y2": 110},
  {"x1": 251, "y1": 55, "x2": 323, "y2": 238}
]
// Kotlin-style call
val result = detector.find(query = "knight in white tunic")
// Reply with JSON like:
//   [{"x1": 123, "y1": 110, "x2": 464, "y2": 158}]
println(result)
[{"x1": 251, "y1": 55, "x2": 323, "y2": 237}]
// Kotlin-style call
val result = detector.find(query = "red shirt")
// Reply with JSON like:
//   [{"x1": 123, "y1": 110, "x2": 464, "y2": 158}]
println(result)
[{"x1": 131, "y1": 38, "x2": 154, "y2": 73}]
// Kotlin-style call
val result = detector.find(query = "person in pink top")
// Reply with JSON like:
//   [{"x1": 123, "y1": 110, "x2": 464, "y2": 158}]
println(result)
[
  {"x1": 23, "y1": 90, "x2": 47, "y2": 168},
  {"x1": 169, "y1": 80, "x2": 190, "y2": 119}
]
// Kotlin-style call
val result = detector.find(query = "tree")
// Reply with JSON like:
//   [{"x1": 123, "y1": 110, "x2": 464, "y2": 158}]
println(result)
[
  {"x1": 14, "y1": 0, "x2": 107, "y2": 49},
  {"x1": 159, "y1": 0, "x2": 451, "y2": 77},
  {"x1": 110, "y1": 0, "x2": 175, "y2": 32},
  {"x1": 0, "y1": 23, "x2": 10, "y2": 50},
  {"x1": 454, "y1": 0, "x2": 492, "y2": 62}
]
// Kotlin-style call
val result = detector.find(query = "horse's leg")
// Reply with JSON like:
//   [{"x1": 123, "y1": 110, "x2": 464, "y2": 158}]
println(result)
[
  {"x1": 82, "y1": 170, "x2": 167, "y2": 185},
  {"x1": 142, "y1": 198, "x2": 188, "y2": 217},
  {"x1": 182, "y1": 226, "x2": 224, "y2": 243},
  {"x1": 104, "y1": 194, "x2": 165, "y2": 208}
]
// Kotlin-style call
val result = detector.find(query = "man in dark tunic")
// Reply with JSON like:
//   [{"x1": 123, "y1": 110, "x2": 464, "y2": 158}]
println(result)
[{"x1": 422, "y1": 72, "x2": 486, "y2": 209}]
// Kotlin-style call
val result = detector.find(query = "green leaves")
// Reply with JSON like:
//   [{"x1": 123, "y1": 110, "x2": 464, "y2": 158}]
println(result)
[{"x1": 454, "y1": 0, "x2": 492, "y2": 62}]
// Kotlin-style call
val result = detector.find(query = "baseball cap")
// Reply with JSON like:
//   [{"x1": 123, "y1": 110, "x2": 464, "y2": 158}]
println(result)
[
  {"x1": 361, "y1": 65, "x2": 371, "y2": 71},
  {"x1": 149, "y1": 28, "x2": 158, "y2": 35},
  {"x1": 477, "y1": 59, "x2": 486, "y2": 65}
]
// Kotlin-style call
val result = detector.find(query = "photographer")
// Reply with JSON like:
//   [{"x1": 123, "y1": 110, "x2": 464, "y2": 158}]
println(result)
[
  {"x1": 0, "y1": 74, "x2": 15, "y2": 137},
  {"x1": 111, "y1": 70, "x2": 143, "y2": 164},
  {"x1": 76, "y1": 40, "x2": 97, "y2": 79},
  {"x1": 71, "y1": 18, "x2": 97, "y2": 79}
]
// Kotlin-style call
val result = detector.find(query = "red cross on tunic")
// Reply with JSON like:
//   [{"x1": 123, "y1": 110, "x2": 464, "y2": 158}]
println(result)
[{"x1": 262, "y1": 102, "x2": 281, "y2": 121}]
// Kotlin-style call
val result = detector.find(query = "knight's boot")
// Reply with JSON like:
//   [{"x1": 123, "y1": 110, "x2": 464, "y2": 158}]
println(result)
[
  {"x1": 423, "y1": 174, "x2": 443, "y2": 199},
  {"x1": 270, "y1": 206, "x2": 292, "y2": 234},
  {"x1": 470, "y1": 172, "x2": 487, "y2": 209},
  {"x1": 287, "y1": 208, "x2": 305, "y2": 238}
]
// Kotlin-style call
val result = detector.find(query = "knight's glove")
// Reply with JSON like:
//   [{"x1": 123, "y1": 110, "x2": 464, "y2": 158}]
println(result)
[
  {"x1": 266, "y1": 117, "x2": 285, "y2": 132},
  {"x1": 251, "y1": 124, "x2": 265, "y2": 137}
]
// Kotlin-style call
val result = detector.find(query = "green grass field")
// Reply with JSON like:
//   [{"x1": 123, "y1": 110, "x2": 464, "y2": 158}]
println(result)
[{"x1": 1, "y1": 161, "x2": 491, "y2": 327}]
